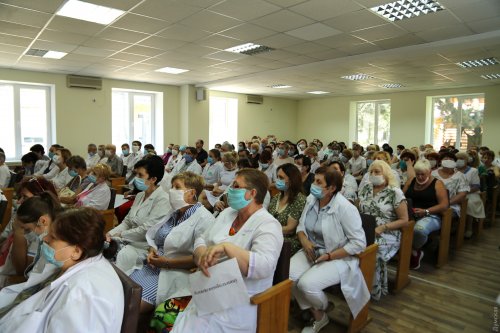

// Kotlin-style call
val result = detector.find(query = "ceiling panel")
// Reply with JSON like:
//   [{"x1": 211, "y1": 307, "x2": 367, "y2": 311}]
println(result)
[
  {"x1": 157, "y1": 24, "x2": 211, "y2": 42},
  {"x1": 111, "y1": 13, "x2": 170, "y2": 34},
  {"x1": 178, "y1": 10, "x2": 242, "y2": 34},
  {"x1": 219, "y1": 23, "x2": 276, "y2": 41},
  {"x1": 131, "y1": 0, "x2": 201, "y2": 22},
  {"x1": 251, "y1": 9, "x2": 314, "y2": 32},
  {"x1": 322, "y1": 9, "x2": 388, "y2": 33},
  {"x1": 0, "y1": 4, "x2": 52, "y2": 28},
  {"x1": 97, "y1": 27, "x2": 150, "y2": 44},
  {"x1": 0, "y1": 0, "x2": 65, "y2": 13},
  {"x1": 210, "y1": 0, "x2": 281, "y2": 21},
  {"x1": 0, "y1": 21, "x2": 41, "y2": 38},
  {"x1": 289, "y1": 0, "x2": 363, "y2": 21},
  {"x1": 137, "y1": 36, "x2": 188, "y2": 51},
  {"x1": 47, "y1": 16, "x2": 104, "y2": 36}
]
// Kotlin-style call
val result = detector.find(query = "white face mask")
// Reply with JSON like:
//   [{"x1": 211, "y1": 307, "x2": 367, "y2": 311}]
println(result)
[
  {"x1": 456, "y1": 160, "x2": 466, "y2": 168},
  {"x1": 172, "y1": 149, "x2": 179, "y2": 156},
  {"x1": 429, "y1": 160, "x2": 437, "y2": 168},
  {"x1": 132, "y1": 145, "x2": 140, "y2": 153},
  {"x1": 105, "y1": 149, "x2": 112, "y2": 157},
  {"x1": 52, "y1": 155, "x2": 60, "y2": 164},
  {"x1": 369, "y1": 174, "x2": 385, "y2": 186},
  {"x1": 169, "y1": 189, "x2": 190, "y2": 211},
  {"x1": 441, "y1": 159, "x2": 456, "y2": 169}
]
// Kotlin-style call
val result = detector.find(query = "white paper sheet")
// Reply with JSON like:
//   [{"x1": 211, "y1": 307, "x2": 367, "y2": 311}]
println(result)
[
  {"x1": 188, "y1": 257, "x2": 249, "y2": 316},
  {"x1": 113, "y1": 194, "x2": 129, "y2": 208}
]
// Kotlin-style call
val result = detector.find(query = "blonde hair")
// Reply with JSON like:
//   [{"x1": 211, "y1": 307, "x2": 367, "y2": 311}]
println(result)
[
  {"x1": 91, "y1": 163, "x2": 111, "y2": 181},
  {"x1": 373, "y1": 151, "x2": 391, "y2": 164},
  {"x1": 222, "y1": 151, "x2": 238, "y2": 164},
  {"x1": 172, "y1": 171, "x2": 205, "y2": 196},
  {"x1": 304, "y1": 147, "x2": 317, "y2": 156},
  {"x1": 414, "y1": 159, "x2": 432, "y2": 173},
  {"x1": 369, "y1": 160, "x2": 398, "y2": 187}
]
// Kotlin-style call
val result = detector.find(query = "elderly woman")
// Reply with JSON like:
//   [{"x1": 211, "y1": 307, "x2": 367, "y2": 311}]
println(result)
[
  {"x1": 327, "y1": 160, "x2": 358, "y2": 203},
  {"x1": 290, "y1": 167, "x2": 369, "y2": 333},
  {"x1": 128, "y1": 172, "x2": 214, "y2": 313},
  {"x1": 249, "y1": 142, "x2": 261, "y2": 168},
  {"x1": 108, "y1": 156, "x2": 171, "y2": 272},
  {"x1": 268, "y1": 163, "x2": 306, "y2": 255},
  {"x1": 425, "y1": 152, "x2": 440, "y2": 171},
  {"x1": 403, "y1": 160, "x2": 448, "y2": 270},
  {"x1": 456, "y1": 152, "x2": 485, "y2": 238},
  {"x1": 0, "y1": 208, "x2": 124, "y2": 332},
  {"x1": 304, "y1": 147, "x2": 320, "y2": 174},
  {"x1": 165, "y1": 145, "x2": 181, "y2": 173},
  {"x1": 258, "y1": 150, "x2": 276, "y2": 183},
  {"x1": 172, "y1": 169, "x2": 283, "y2": 333},
  {"x1": 432, "y1": 152, "x2": 470, "y2": 218},
  {"x1": 294, "y1": 154, "x2": 314, "y2": 196},
  {"x1": 398, "y1": 150, "x2": 417, "y2": 187},
  {"x1": 75, "y1": 163, "x2": 111, "y2": 210},
  {"x1": 358, "y1": 161, "x2": 409, "y2": 300},
  {"x1": 51, "y1": 148, "x2": 73, "y2": 190},
  {"x1": 200, "y1": 152, "x2": 238, "y2": 210},
  {"x1": 349, "y1": 144, "x2": 366, "y2": 181},
  {"x1": 359, "y1": 151, "x2": 401, "y2": 189}
]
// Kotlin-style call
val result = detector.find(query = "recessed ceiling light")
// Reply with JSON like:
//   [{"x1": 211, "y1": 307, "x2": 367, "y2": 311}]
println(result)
[
  {"x1": 307, "y1": 91, "x2": 329, "y2": 94},
  {"x1": 25, "y1": 48, "x2": 67, "y2": 59},
  {"x1": 341, "y1": 73, "x2": 374, "y2": 81},
  {"x1": 481, "y1": 73, "x2": 500, "y2": 80},
  {"x1": 56, "y1": 0, "x2": 125, "y2": 25},
  {"x1": 43, "y1": 51, "x2": 68, "y2": 59},
  {"x1": 371, "y1": 0, "x2": 444, "y2": 22},
  {"x1": 269, "y1": 84, "x2": 292, "y2": 89},
  {"x1": 456, "y1": 57, "x2": 498, "y2": 68},
  {"x1": 381, "y1": 83, "x2": 404, "y2": 88},
  {"x1": 155, "y1": 66, "x2": 189, "y2": 74},
  {"x1": 225, "y1": 43, "x2": 274, "y2": 55}
]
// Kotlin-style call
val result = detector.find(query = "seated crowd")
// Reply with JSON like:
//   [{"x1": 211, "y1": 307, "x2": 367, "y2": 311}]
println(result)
[{"x1": 0, "y1": 136, "x2": 498, "y2": 333}]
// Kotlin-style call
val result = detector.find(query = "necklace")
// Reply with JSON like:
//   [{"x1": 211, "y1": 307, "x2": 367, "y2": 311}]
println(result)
[{"x1": 229, "y1": 216, "x2": 243, "y2": 236}]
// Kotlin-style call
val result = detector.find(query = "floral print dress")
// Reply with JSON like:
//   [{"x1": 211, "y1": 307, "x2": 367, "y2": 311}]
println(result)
[{"x1": 358, "y1": 184, "x2": 406, "y2": 300}]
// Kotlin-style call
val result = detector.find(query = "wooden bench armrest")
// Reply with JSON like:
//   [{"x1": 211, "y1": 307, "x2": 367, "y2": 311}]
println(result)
[
  {"x1": 356, "y1": 243, "x2": 378, "y2": 259},
  {"x1": 251, "y1": 279, "x2": 292, "y2": 305}
]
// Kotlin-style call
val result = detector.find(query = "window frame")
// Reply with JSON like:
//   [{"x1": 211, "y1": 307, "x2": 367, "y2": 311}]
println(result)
[
  {"x1": 427, "y1": 93, "x2": 485, "y2": 149},
  {"x1": 354, "y1": 99, "x2": 391, "y2": 147},
  {"x1": 209, "y1": 96, "x2": 238, "y2": 149},
  {"x1": 0, "y1": 81, "x2": 54, "y2": 161}
]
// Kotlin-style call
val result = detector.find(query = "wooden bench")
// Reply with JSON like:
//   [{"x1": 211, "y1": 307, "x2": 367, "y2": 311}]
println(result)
[
  {"x1": 391, "y1": 220, "x2": 415, "y2": 293},
  {"x1": 100, "y1": 209, "x2": 116, "y2": 234},
  {"x1": 435, "y1": 208, "x2": 453, "y2": 268},
  {"x1": 110, "y1": 177, "x2": 126, "y2": 193},
  {"x1": 453, "y1": 199, "x2": 468, "y2": 250}
]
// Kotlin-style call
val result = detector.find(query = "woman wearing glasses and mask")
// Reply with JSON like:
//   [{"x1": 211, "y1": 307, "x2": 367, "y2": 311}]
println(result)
[
  {"x1": 289, "y1": 167, "x2": 369, "y2": 333},
  {"x1": 126, "y1": 172, "x2": 214, "y2": 314},
  {"x1": 173, "y1": 169, "x2": 283, "y2": 333}
]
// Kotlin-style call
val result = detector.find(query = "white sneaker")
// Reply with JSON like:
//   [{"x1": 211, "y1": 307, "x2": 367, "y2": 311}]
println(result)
[{"x1": 301, "y1": 313, "x2": 329, "y2": 333}]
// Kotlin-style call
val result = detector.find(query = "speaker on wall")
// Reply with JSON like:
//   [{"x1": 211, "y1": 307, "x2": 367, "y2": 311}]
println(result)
[{"x1": 196, "y1": 87, "x2": 206, "y2": 101}]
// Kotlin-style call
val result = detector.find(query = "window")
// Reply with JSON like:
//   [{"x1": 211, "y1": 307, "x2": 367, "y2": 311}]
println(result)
[
  {"x1": 0, "y1": 82, "x2": 53, "y2": 160},
  {"x1": 209, "y1": 97, "x2": 238, "y2": 149},
  {"x1": 355, "y1": 100, "x2": 391, "y2": 147},
  {"x1": 429, "y1": 94, "x2": 484, "y2": 150},
  {"x1": 112, "y1": 89, "x2": 163, "y2": 152}
]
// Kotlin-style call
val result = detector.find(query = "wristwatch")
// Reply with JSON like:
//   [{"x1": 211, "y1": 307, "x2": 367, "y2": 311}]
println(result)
[{"x1": 425, "y1": 209, "x2": 430, "y2": 217}]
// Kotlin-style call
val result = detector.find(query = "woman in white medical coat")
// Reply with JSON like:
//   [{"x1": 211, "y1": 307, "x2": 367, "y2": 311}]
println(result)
[
  {"x1": 290, "y1": 167, "x2": 369, "y2": 333},
  {"x1": 108, "y1": 156, "x2": 171, "y2": 272},
  {"x1": 128, "y1": 172, "x2": 214, "y2": 313},
  {"x1": 0, "y1": 207, "x2": 124, "y2": 332},
  {"x1": 172, "y1": 168, "x2": 284, "y2": 333}
]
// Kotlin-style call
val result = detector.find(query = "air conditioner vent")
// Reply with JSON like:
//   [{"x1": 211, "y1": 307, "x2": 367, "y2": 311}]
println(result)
[
  {"x1": 66, "y1": 75, "x2": 102, "y2": 90},
  {"x1": 246, "y1": 94, "x2": 263, "y2": 104}
]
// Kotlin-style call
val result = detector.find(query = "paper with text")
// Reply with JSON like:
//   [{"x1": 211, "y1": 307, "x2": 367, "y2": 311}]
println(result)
[{"x1": 188, "y1": 257, "x2": 249, "y2": 316}]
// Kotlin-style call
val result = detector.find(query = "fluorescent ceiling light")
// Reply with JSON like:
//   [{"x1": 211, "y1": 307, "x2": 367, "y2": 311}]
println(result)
[
  {"x1": 57, "y1": 0, "x2": 125, "y2": 25},
  {"x1": 43, "y1": 51, "x2": 68, "y2": 59},
  {"x1": 481, "y1": 73, "x2": 500, "y2": 80},
  {"x1": 155, "y1": 66, "x2": 189, "y2": 74},
  {"x1": 381, "y1": 83, "x2": 403, "y2": 88},
  {"x1": 25, "y1": 48, "x2": 67, "y2": 59},
  {"x1": 225, "y1": 43, "x2": 274, "y2": 55},
  {"x1": 456, "y1": 57, "x2": 498, "y2": 68},
  {"x1": 341, "y1": 73, "x2": 374, "y2": 81},
  {"x1": 307, "y1": 91, "x2": 329, "y2": 94},
  {"x1": 371, "y1": 0, "x2": 444, "y2": 22},
  {"x1": 269, "y1": 84, "x2": 292, "y2": 89}
]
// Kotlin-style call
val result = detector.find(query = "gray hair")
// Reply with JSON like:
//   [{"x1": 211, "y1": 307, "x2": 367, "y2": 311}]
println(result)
[{"x1": 414, "y1": 159, "x2": 431, "y2": 173}]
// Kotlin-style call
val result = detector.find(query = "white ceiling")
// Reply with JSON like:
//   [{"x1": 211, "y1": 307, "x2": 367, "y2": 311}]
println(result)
[{"x1": 0, "y1": 0, "x2": 499, "y2": 98}]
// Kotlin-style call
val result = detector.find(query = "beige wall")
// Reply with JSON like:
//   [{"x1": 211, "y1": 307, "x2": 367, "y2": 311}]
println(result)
[
  {"x1": 0, "y1": 68, "x2": 180, "y2": 157},
  {"x1": 209, "y1": 90, "x2": 298, "y2": 144},
  {"x1": 297, "y1": 85, "x2": 500, "y2": 151}
]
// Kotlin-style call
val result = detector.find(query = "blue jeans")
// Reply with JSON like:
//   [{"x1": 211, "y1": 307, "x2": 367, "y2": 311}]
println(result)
[{"x1": 413, "y1": 215, "x2": 441, "y2": 250}]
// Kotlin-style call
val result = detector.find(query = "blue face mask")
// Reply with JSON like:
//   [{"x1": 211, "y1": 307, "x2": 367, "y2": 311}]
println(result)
[
  {"x1": 275, "y1": 179, "x2": 288, "y2": 191},
  {"x1": 87, "y1": 174, "x2": 97, "y2": 183},
  {"x1": 367, "y1": 159, "x2": 373, "y2": 166},
  {"x1": 288, "y1": 149, "x2": 295, "y2": 156},
  {"x1": 227, "y1": 187, "x2": 251, "y2": 211},
  {"x1": 41, "y1": 242, "x2": 71, "y2": 268},
  {"x1": 207, "y1": 157, "x2": 214, "y2": 165},
  {"x1": 399, "y1": 160, "x2": 407, "y2": 170},
  {"x1": 250, "y1": 149, "x2": 257, "y2": 154},
  {"x1": 122, "y1": 149, "x2": 129, "y2": 156},
  {"x1": 69, "y1": 169, "x2": 78, "y2": 177},
  {"x1": 48, "y1": 151, "x2": 55, "y2": 159},
  {"x1": 277, "y1": 148, "x2": 285, "y2": 157},
  {"x1": 184, "y1": 155, "x2": 194, "y2": 163},
  {"x1": 310, "y1": 184, "x2": 325, "y2": 199},
  {"x1": 144, "y1": 149, "x2": 148, "y2": 155},
  {"x1": 134, "y1": 177, "x2": 148, "y2": 191},
  {"x1": 88, "y1": 152, "x2": 95, "y2": 157},
  {"x1": 260, "y1": 162, "x2": 269, "y2": 169}
]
